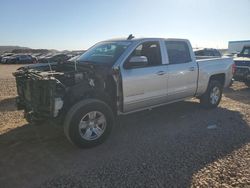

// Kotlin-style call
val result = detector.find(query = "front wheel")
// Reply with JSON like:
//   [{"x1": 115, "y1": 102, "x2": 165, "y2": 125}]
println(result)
[
  {"x1": 64, "y1": 99, "x2": 114, "y2": 148},
  {"x1": 200, "y1": 80, "x2": 222, "y2": 108}
]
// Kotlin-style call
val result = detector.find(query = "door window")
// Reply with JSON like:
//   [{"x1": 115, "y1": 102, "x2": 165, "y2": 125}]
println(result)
[{"x1": 126, "y1": 41, "x2": 162, "y2": 68}]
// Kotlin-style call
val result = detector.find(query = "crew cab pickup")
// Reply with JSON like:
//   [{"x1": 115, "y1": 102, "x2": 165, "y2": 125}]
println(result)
[
  {"x1": 233, "y1": 46, "x2": 250, "y2": 87},
  {"x1": 13, "y1": 37, "x2": 234, "y2": 148}
]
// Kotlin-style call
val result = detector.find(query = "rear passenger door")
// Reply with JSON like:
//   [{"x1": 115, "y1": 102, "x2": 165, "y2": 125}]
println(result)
[{"x1": 165, "y1": 41, "x2": 198, "y2": 101}]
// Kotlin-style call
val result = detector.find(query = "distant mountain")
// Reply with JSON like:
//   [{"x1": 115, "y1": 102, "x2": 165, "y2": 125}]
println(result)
[
  {"x1": 0, "y1": 46, "x2": 60, "y2": 55},
  {"x1": 0, "y1": 46, "x2": 85, "y2": 56},
  {"x1": 0, "y1": 46, "x2": 30, "y2": 54}
]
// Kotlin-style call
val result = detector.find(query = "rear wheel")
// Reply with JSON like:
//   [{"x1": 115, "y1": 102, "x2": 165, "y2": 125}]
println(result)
[
  {"x1": 200, "y1": 80, "x2": 222, "y2": 108},
  {"x1": 64, "y1": 99, "x2": 114, "y2": 148}
]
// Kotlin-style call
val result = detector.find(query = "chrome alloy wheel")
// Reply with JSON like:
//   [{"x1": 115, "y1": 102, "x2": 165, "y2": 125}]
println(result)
[
  {"x1": 210, "y1": 86, "x2": 220, "y2": 105},
  {"x1": 78, "y1": 111, "x2": 107, "y2": 141}
]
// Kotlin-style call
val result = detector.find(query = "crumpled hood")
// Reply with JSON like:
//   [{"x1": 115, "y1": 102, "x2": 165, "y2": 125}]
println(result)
[
  {"x1": 17, "y1": 62, "x2": 57, "y2": 70},
  {"x1": 14, "y1": 61, "x2": 110, "y2": 82}
]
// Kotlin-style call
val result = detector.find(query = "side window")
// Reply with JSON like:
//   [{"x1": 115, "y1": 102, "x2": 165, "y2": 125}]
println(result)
[
  {"x1": 129, "y1": 41, "x2": 162, "y2": 67},
  {"x1": 165, "y1": 41, "x2": 191, "y2": 64}
]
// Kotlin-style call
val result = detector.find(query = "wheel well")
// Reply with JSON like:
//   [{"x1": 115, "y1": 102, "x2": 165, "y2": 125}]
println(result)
[
  {"x1": 84, "y1": 90, "x2": 111, "y2": 104},
  {"x1": 58, "y1": 90, "x2": 116, "y2": 125},
  {"x1": 80, "y1": 90, "x2": 117, "y2": 113},
  {"x1": 209, "y1": 74, "x2": 225, "y2": 86}
]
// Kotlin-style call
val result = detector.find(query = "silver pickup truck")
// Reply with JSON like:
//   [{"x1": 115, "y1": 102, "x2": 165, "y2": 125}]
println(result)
[{"x1": 13, "y1": 37, "x2": 234, "y2": 148}]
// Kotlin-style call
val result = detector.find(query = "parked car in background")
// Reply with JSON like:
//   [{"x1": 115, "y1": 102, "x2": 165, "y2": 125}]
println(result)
[
  {"x1": 1, "y1": 55, "x2": 15, "y2": 64},
  {"x1": 1, "y1": 53, "x2": 14, "y2": 63},
  {"x1": 233, "y1": 45, "x2": 250, "y2": 87},
  {"x1": 228, "y1": 40, "x2": 250, "y2": 55},
  {"x1": 13, "y1": 37, "x2": 234, "y2": 148},
  {"x1": 38, "y1": 53, "x2": 70, "y2": 64},
  {"x1": 194, "y1": 48, "x2": 222, "y2": 59},
  {"x1": 1, "y1": 54, "x2": 36, "y2": 64}
]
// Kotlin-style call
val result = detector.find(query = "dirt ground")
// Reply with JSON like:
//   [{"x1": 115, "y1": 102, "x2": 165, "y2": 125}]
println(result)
[{"x1": 0, "y1": 64, "x2": 249, "y2": 188}]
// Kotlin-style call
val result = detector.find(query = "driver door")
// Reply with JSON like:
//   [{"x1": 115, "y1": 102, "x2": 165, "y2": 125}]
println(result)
[{"x1": 120, "y1": 41, "x2": 168, "y2": 112}]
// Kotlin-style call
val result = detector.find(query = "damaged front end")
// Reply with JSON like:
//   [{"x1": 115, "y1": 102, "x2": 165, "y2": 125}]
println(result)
[
  {"x1": 13, "y1": 61, "x2": 116, "y2": 124},
  {"x1": 13, "y1": 66, "x2": 66, "y2": 122}
]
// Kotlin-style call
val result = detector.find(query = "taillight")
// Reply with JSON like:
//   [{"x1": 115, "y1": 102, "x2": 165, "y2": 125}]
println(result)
[{"x1": 232, "y1": 63, "x2": 236, "y2": 74}]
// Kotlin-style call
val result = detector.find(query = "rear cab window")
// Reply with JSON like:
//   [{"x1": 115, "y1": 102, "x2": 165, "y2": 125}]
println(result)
[{"x1": 165, "y1": 41, "x2": 191, "y2": 64}]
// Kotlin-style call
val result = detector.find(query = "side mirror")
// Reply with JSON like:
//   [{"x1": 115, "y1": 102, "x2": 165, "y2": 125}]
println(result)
[{"x1": 125, "y1": 56, "x2": 148, "y2": 69}]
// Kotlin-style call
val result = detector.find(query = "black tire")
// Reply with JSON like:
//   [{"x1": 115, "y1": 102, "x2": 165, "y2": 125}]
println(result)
[
  {"x1": 200, "y1": 80, "x2": 222, "y2": 108},
  {"x1": 245, "y1": 81, "x2": 250, "y2": 87},
  {"x1": 64, "y1": 99, "x2": 114, "y2": 148}
]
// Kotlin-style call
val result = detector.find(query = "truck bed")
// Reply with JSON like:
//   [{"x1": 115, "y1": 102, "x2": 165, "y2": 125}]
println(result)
[{"x1": 196, "y1": 57, "x2": 234, "y2": 96}]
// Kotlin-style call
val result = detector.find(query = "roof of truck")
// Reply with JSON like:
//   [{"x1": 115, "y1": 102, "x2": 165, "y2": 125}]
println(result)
[{"x1": 104, "y1": 37, "x2": 189, "y2": 42}]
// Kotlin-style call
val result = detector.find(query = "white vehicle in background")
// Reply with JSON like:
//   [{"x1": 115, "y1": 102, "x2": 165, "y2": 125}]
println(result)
[
  {"x1": 228, "y1": 40, "x2": 250, "y2": 55},
  {"x1": 233, "y1": 45, "x2": 250, "y2": 87}
]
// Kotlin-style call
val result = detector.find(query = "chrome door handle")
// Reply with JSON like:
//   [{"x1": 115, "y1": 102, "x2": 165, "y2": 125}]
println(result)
[
  {"x1": 189, "y1": 67, "x2": 195, "y2": 71},
  {"x1": 156, "y1": 71, "x2": 166, "y2": 75}
]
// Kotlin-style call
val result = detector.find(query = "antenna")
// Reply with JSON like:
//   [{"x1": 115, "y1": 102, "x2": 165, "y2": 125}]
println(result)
[{"x1": 127, "y1": 34, "x2": 134, "y2": 40}]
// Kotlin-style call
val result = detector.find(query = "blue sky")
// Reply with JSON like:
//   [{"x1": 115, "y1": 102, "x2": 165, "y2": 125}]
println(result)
[{"x1": 0, "y1": 0, "x2": 249, "y2": 50}]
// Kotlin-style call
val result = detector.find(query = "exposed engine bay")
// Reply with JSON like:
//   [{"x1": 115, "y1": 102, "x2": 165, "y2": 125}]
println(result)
[
  {"x1": 13, "y1": 62, "x2": 113, "y2": 121},
  {"x1": 14, "y1": 62, "x2": 97, "y2": 86}
]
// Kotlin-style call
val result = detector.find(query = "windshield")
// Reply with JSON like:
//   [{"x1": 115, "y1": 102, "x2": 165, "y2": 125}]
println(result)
[
  {"x1": 78, "y1": 41, "x2": 132, "y2": 65},
  {"x1": 240, "y1": 47, "x2": 250, "y2": 56}
]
